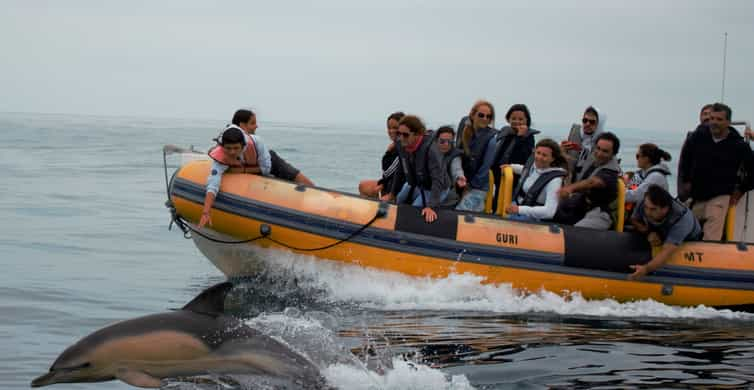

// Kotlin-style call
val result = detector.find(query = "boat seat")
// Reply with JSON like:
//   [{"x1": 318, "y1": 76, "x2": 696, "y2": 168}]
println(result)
[
  {"x1": 484, "y1": 171, "x2": 495, "y2": 214},
  {"x1": 498, "y1": 166, "x2": 514, "y2": 217},
  {"x1": 613, "y1": 179, "x2": 626, "y2": 232},
  {"x1": 724, "y1": 205, "x2": 736, "y2": 242}
]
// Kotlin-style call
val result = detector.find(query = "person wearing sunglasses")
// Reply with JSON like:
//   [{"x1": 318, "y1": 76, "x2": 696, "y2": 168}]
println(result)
[
  {"x1": 434, "y1": 126, "x2": 466, "y2": 207},
  {"x1": 555, "y1": 132, "x2": 622, "y2": 230},
  {"x1": 360, "y1": 111, "x2": 405, "y2": 200},
  {"x1": 455, "y1": 100, "x2": 499, "y2": 212},
  {"x1": 491, "y1": 104, "x2": 540, "y2": 212},
  {"x1": 624, "y1": 144, "x2": 672, "y2": 215},
  {"x1": 389, "y1": 115, "x2": 449, "y2": 223},
  {"x1": 561, "y1": 106, "x2": 607, "y2": 179}
]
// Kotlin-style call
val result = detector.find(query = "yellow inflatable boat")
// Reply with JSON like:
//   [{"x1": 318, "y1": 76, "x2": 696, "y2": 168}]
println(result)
[{"x1": 168, "y1": 160, "x2": 754, "y2": 311}]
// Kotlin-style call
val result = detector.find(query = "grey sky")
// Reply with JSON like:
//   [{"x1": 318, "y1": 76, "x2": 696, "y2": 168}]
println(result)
[{"x1": 1, "y1": 0, "x2": 752, "y2": 131}]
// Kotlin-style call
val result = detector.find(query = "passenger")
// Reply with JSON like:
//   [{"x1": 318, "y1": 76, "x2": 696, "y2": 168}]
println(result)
[
  {"x1": 677, "y1": 104, "x2": 714, "y2": 201},
  {"x1": 455, "y1": 100, "x2": 498, "y2": 212},
  {"x1": 624, "y1": 144, "x2": 672, "y2": 212},
  {"x1": 491, "y1": 104, "x2": 539, "y2": 211},
  {"x1": 628, "y1": 185, "x2": 702, "y2": 280},
  {"x1": 504, "y1": 139, "x2": 568, "y2": 221},
  {"x1": 677, "y1": 103, "x2": 754, "y2": 240},
  {"x1": 390, "y1": 115, "x2": 449, "y2": 223},
  {"x1": 360, "y1": 112, "x2": 405, "y2": 199},
  {"x1": 555, "y1": 132, "x2": 622, "y2": 230},
  {"x1": 561, "y1": 106, "x2": 607, "y2": 178},
  {"x1": 434, "y1": 126, "x2": 466, "y2": 207},
  {"x1": 231, "y1": 109, "x2": 314, "y2": 186},
  {"x1": 199, "y1": 126, "x2": 272, "y2": 228}
]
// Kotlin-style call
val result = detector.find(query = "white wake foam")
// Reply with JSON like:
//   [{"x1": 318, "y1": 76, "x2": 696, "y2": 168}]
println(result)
[
  {"x1": 324, "y1": 358, "x2": 475, "y2": 390},
  {"x1": 253, "y1": 248, "x2": 754, "y2": 320}
]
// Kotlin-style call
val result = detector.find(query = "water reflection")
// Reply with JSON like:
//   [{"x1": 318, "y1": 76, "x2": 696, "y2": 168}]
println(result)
[{"x1": 338, "y1": 311, "x2": 754, "y2": 388}]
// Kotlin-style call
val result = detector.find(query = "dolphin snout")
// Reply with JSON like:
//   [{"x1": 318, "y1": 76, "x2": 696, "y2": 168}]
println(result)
[{"x1": 30, "y1": 371, "x2": 57, "y2": 387}]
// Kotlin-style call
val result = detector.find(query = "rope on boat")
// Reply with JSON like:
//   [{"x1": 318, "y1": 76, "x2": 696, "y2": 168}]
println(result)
[
  {"x1": 163, "y1": 146, "x2": 388, "y2": 250},
  {"x1": 171, "y1": 207, "x2": 386, "y2": 251}
]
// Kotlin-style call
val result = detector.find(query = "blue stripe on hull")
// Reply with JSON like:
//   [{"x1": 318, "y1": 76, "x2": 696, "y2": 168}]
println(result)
[{"x1": 171, "y1": 178, "x2": 754, "y2": 291}]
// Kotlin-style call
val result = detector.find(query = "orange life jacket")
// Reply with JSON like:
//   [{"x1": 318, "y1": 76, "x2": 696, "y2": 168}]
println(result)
[
  {"x1": 208, "y1": 130, "x2": 258, "y2": 168},
  {"x1": 624, "y1": 183, "x2": 640, "y2": 213}
]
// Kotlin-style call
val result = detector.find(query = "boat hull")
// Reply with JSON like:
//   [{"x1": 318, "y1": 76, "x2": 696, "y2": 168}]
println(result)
[{"x1": 170, "y1": 161, "x2": 754, "y2": 311}]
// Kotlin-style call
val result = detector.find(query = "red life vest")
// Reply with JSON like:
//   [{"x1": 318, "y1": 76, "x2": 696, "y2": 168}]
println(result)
[{"x1": 208, "y1": 131, "x2": 259, "y2": 168}]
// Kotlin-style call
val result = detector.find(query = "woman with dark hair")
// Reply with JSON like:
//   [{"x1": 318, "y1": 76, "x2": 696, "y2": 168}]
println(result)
[
  {"x1": 359, "y1": 111, "x2": 405, "y2": 199},
  {"x1": 455, "y1": 100, "x2": 498, "y2": 212},
  {"x1": 624, "y1": 143, "x2": 672, "y2": 207},
  {"x1": 491, "y1": 104, "x2": 540, "y2": 211},
  {"x1": 504, "y1": 139, "x2": 568, "y2": 221},
  {"x1": 390, "y1": 115, "x2": 449, "y2": 223},
  {"x1": 230, "y1": 108, "x2": 314, "y2": 186},
  {"x1": 199, "y1": 125, "x2": 272, "y2": 228},
  {"x1": 435, "y1": 126, "x2": 466, "y2": 207}
]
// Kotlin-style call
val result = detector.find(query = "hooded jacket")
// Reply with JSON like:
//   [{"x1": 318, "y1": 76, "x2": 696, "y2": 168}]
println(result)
[{"x1": 573, "y1": 107, "x2": 607, "y2": 178}]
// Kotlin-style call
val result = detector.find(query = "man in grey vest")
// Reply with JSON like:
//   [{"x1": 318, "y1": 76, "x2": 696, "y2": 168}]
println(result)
[
  {"x1": 556, "y1": 132, "x2": 622, "y2": 230},
  {"x1": 628, "y1": 185, "x2": 701, "y2": 280}
]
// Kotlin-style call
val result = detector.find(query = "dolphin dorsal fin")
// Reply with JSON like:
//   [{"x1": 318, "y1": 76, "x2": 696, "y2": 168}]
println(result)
[{"x1": 181, "y1": 282, "x2": 234, "y2": 317}]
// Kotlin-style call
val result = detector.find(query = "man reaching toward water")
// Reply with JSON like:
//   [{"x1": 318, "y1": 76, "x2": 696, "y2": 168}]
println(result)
[{"x1": 628, "y1": 185, "x2": 701, "y2": 280}]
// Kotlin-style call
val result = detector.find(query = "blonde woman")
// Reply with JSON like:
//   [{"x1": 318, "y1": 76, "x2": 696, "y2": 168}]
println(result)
[{"x1": 455, "y1": 100, "x2": 498, "y2": 212}]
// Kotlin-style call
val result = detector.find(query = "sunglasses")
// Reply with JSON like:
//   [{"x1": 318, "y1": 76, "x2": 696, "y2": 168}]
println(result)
[
  {"x1": 476, "y1": 112, "x2": 493, "y2": 120},
  {"x1": 636, "y1": 153, "x2": 642, "y2": 159},
  {"x1": 398, "y1": 131, "x2": 412, "y2": 138},
  {"x1": 438, "y1": 139, "x2": 454, "y2": 145},
  {"x1": 582, "y1": 117, "x2": 597, "y2": 125}
]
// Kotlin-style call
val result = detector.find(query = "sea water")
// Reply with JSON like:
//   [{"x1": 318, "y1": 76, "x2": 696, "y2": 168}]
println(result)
[{"x1": 1, "y1": 112, "x2": 752, "y2": 389}]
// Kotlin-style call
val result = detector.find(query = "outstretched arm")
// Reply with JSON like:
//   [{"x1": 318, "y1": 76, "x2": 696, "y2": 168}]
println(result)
[
  {"x1": 628, "y1": 242, "x2": 677, "y2": 281},
  {"x1": 200, "y1": 161, "x2": 228, "y2": 227}
]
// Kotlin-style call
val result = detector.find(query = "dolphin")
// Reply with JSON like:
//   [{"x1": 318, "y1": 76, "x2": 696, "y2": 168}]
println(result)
[{"x1": 31, "y1": 282, "x2": 324, "y2": 388}]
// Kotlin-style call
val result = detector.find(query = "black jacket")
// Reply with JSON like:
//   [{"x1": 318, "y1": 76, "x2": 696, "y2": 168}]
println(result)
[
  {"x1": 678, "y1": 125, "x2": 754, "y2": 201},
  {"x1": 391, "y1": 131, "x2": 449, "y2": 208},
  {"x1": 377, "y1": 146, "x2": 403, "y2": 196}
]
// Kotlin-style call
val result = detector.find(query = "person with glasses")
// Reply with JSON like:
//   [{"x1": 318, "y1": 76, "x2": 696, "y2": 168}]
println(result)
[
  {"x1": 624, "y1": 144, "x2": 672, "y2": 214},
  {"x1": 491, "y1": 104, "x2": 540, "y2": 212},
  {"x1": 435, "y1": 126, "x2": 466, "y2": 207},
  {"x1": 455, "y1": 100, "x2": 499, "y2": 212},
  {"x1": 555, "y1": 132, "x2": 622, "y2": 230},
  {"x1": 561, "y1": 106, "x2": 607, "y2": 179},
  {"x1": 389, "y1": 115, "x2": 450, "y2": 223},
  {"x1": 359, "y1": 111, "x2": 405, "y2": 199}
]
